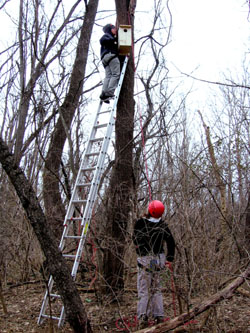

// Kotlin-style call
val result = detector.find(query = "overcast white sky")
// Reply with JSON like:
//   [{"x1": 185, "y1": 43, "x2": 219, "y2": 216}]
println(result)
[
  {"x1": 133, "y1": 0, "x2": 250, "y2": 109},
  {"x1": 166, "y1": 0, "x2": 249, "y2": 79},
  {"x1": 98, "y1": 0, "x2": 250, "y2": 109},
  {"x1": 1, "y1": 0, "x2": 249, "y2": 109}
]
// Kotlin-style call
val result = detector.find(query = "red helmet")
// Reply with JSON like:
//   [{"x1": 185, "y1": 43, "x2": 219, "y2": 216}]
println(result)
[{"x1": 148, "y1": 200, "x2": 165, "y2": 218}]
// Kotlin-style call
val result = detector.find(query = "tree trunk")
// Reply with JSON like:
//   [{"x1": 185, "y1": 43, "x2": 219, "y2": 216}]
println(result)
[
  {"x1": 43, "y1": 0, "x2": 99, "y2": 241},
  {"x1": 0, "y1": 137, "x2": 92, "y2": 333},
  {"x1": 102, "y1": 0, "x2": 136, "y2": 296}
]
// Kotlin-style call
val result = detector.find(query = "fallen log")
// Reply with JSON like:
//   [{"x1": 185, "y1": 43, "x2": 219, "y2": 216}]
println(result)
[{"x1": 137, "y1": 263, "x2": 250, "y2": 332}]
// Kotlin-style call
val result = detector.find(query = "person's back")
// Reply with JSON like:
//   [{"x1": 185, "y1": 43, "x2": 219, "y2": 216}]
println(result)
[
  {"x1": 133, "y1": 217, "x2": 175, "y2": 259},
  {"x1": 133, "y1": 200, "x2": 175, "y2": 329}
]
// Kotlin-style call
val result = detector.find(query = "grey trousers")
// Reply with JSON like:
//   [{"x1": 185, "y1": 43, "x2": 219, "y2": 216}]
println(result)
[
  {"x1": 137, "y1": 254, "x2": 166, "y2": 319},
  {"x1": 102, "y1": 53, "x2": 120, "y2": 96}
]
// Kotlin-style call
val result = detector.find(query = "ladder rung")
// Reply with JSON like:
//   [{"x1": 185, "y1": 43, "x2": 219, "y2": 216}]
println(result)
[
  {"x1": 99, "y1": 109, "x2": 111, "y2": 115},
  {"x1": 90, "y1": 137, "x2": 104, "y2": 143},
  {"x1": 41, "y1": 314, "x2": 60, "y2": 320},
  {"x1": 50, "y1": 293, "x2": 61, "y2": 298},
  {"x1": 63, "y1": 254, "x2": 76, "y2": 258},
  {"x1": 81, "y1": 167, "x2": 96, "y2": 172},
  {"x1": 66, "y1": 217, "x2": 82, "y2": 221},
  {"x1": 64, "y1": 235, "x2": 81, "y2": 239},
  {"x1": 77, "y1": 183, "x2": 91, "y2": 187},
  {"x1": 85, "y1": 152, "x2": 100, "y2": 157},
  {"x1": 94, "y1": 123, "x2": 108, "y2": 129},
  {"x1": 72, "y1": 200, "x2": 87, "y2": 204}
]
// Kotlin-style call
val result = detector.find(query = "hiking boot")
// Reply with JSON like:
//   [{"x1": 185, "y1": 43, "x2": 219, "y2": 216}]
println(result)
[
  {"x1": 100, "y1": 93, "x2": 114, "y2": 104},
  {"x1": 138, "y1": 314, "x2": 148, "y2": 329},
  {"x1": 100, "y1": 94, "x2": 109, "y2": 104},
  {"x1": 154, "y1": 316, "x2": 164, "y2": 324}
]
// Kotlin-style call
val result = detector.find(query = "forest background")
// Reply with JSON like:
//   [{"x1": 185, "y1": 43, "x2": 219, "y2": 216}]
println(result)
[{"x1": 0, "y1": 0, "x2": 249, "y2": 332}]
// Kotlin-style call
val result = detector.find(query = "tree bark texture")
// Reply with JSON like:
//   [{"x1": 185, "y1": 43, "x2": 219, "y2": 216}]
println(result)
[
  {"x1": 0, "y1": 136, "x2": 92, "y2": 333},
  {"x1": 43, "y1": 0, "x2": 99, "y2": 241},
  {"x1": 102, "y1": 0, "x2": 136, "y2": 295},
  {"x1": 137, "y1": 264, "x2": 250, "y2": 332}
]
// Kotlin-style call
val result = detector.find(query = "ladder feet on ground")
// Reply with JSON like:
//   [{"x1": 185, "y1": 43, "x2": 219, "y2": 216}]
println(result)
[{"x1": 37, "y1": 56, "x2": 129, "y2": 328}]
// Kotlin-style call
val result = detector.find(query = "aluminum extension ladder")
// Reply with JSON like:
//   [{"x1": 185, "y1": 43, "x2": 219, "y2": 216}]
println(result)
[{"x1": 38, "y1": 56, "x2": 128, "y2": 327}]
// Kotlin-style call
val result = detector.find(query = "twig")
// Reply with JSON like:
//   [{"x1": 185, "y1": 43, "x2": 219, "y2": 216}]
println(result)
[{"x1": 180, "y1": 71, "x2": 250, "y2": 90}]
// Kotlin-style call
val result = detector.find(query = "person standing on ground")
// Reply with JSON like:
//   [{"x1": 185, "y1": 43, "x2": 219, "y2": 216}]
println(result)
[
  {"x1": 132, "y1": 200, "x2": 175, "y2": 329},
  {"x1": 99, "y1": 24, "x2": 120, "y2": 103}
]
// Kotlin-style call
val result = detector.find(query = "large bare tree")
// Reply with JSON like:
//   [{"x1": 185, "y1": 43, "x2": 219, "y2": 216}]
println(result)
[{"x1": 102, "y1": 0, "x2": 136, "y2": 295}]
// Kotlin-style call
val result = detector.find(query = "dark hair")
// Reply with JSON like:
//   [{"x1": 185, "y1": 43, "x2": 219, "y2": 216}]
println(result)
[{"x1": 103, "y1": 24, "x2": 115, "y2": 34}]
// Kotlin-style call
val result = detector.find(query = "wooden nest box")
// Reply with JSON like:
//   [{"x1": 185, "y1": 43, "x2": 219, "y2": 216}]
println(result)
[{"x1": 118, "y1": 25, "x2": 132, "y2": 55}]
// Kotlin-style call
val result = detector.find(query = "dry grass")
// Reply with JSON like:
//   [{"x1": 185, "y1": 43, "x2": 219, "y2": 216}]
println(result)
[{"x1": 0, "y1": 273, "x2": 249, "y2": 333}]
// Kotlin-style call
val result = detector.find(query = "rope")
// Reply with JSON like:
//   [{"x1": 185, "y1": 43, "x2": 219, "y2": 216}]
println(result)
[
  {"x1": 166, "y1": 262, "x2": 177, "y2": 317},
  {"x1": 171, "y1": 271, "x2": 177, "y2": 316}
]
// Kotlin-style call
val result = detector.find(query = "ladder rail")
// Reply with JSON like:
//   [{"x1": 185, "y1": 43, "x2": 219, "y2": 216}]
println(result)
[
  {"x1": 71, "y1": 56, "x2": 129, "y2": 279},
  {"x1": 58, "y1": 110, "x2": 103, "y2": 251},
  {"x1": 81, "y1": 56, "x2": 129, "y2": 213},
  {"x1": 37, "y1": 275, "x2": 54, "y2": 324},
  {"x1": 38, "y1": 56, "x2": 129, "y2": 327},
  {"x1": 73, "y1": 56, "x2": 129, "y2": 234}
]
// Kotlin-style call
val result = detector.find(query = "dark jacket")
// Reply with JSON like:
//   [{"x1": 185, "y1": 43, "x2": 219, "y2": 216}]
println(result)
[
  {"x1": 133, "y1": 218, "x2": 175, "y2": 262},
  {"x1": 100, "y1": 26, "x2": 118, "y2": 59}
]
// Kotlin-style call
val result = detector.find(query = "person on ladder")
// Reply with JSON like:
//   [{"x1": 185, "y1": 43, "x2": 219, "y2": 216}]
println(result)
[
  {"x1": 133, "y1": 200, "x2": 175, "y2": 329},
  {"x1": 99, "y1": 24, "x2": 120, "y2": 103}
]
